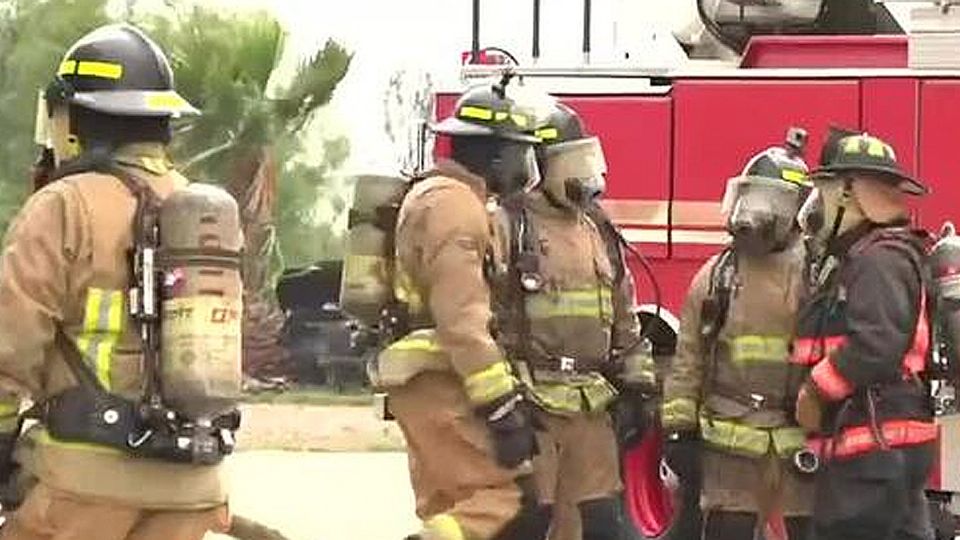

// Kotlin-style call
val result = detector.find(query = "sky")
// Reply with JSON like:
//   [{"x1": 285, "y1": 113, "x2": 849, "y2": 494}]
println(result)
[
  {"x1": 146, "y1": 0, "x2": 917, "y2": 176},
  {"x1": 159, "y1": 0, "x2": 694, "y2": 176}
]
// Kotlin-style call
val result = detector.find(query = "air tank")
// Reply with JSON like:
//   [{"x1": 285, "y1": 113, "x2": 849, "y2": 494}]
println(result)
[{"x1": 159, "y1": 183, "x2": 243, "y2": 421}]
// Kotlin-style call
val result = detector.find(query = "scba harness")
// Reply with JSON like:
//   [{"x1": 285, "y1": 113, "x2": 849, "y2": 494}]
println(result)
[{"x1": 35, "y1": 161, "x2": 243, "y2": 465}]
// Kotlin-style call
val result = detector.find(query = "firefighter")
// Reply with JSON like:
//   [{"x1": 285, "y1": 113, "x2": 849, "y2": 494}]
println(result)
[
  {"x1": 375, "y1": 79, "x2": 545, "y2": 540},
  {"x1": 487, "y1": 100, "x2": 657, "y2": 540},
  {"x1": 794, "y1": 132, "x2": 936, "y2": 540},
  {"x1": 661, "y1": 139, "x2": 815, "y2": 540},
  {"x1": 0, "y1": 24, "x2": 233, "y2": 539}
]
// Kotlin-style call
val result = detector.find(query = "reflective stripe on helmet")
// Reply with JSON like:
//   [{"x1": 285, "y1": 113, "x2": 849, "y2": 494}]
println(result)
[
  {"x1": 459, "y1": 106, "x2": 494, "y2": 121},
  {"x1": 59, "y1": 60, "x2": 124, "y2": 80},
  {"x1": 535, "y1": 127, "x2": 559, "y2": 141},
  {"x1": 525, "y1": 287, "x2": 613, "y2": 320},
  {"x1": 145, "y1": 91, "x2": 190, "y2": 111},
  {"x1": 729, "y1": 335, "x2": 789, "y2": 365},
  {"x1": 463, "y1": 361, "x2": 516, "y2": 404},
  {"x1": 781, "y1": 168, "x2": 808, "y2": 184},
  {"x1": 74, "y1": 288, "x2": 125, "y2": 390}
]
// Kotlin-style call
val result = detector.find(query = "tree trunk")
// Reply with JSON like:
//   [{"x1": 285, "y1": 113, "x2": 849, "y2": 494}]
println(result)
[{"x1": 229, "y1": 147, "x2": 289, "y2": 380}]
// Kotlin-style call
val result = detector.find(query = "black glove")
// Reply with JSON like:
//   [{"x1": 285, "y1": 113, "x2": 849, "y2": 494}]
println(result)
[
  {"x1": 663, "y1": 431, "x2": 701, "y2": 482},
  {"x1": 477, "y1": 392, "x2": 538, "y2": 469},
  {"x1": 609, "y1": 390, "x2": 656, "y2": 447}
]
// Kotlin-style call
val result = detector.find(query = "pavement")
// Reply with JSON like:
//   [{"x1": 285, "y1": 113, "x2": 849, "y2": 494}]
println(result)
[{"x1": 208, "y1": 451, "x2": 419, "y2": 540}]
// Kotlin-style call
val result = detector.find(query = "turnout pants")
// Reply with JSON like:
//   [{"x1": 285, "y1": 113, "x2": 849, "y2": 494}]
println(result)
[
  {"x1": 389, "y1": 372, "x2": 537, "y2": 540},
  {"x1": 0, "y1": 483, "x2": 228, "y2": 540},
  {"x1": 811, "y1": 444, "x2": 934, "y2": 540},
  {"x1": 533, "y1": 410, "x2": 623, "y2": 540},
  {"x1": 700, "y1": 449, "x2": 814, "y2": 540}
]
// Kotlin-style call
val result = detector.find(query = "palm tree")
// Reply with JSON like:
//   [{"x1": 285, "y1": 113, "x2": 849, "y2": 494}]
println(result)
[{"x1": 148, "y1": 6, "x2": 352, "y2": 377}]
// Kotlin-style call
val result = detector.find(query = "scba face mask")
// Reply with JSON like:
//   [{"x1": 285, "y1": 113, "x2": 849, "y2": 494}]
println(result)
[
  {"x1": 721, "y1": 175, "x2": 806, "y2": 255},
  {"x1": 543, "y1": 136, "x2": 608, "y2": 208},
  {"x1": 490, "y1": 141, "x2": 540, "y2": 196}
]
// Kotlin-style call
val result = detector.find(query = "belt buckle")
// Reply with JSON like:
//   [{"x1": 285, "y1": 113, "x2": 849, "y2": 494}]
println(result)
[
  {"x1": 559, "y1": 356, "x2": 576, "y2": 373},
  {"x1": 749, "y1": 393, "x2": 766, "y2": 411}
]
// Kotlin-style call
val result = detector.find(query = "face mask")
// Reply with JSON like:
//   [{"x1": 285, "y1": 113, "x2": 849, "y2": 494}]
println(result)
[
  {"x1": 797, "y1": 187, "x2": 825, "y2": 237},
  {"x1": 490, "y1": 142, "x2": 539, "y2": 196},
  {"x1": 543, "y1": 137, "x2": 607, "y2": 209},
  {"x1": 721, "y1": 175, "x2": 804, "y2": 255}
]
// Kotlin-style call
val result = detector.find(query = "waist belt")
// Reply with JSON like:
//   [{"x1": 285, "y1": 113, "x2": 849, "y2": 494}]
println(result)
[
  {"x1": 809, "y1": 419, "x2": 938, "y2": 461},
  {"x1": 526, "y1": 354, "x2": 616, "y2": 377}
]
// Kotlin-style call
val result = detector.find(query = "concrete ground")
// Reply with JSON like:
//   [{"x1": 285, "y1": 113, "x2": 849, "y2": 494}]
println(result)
[
  {"x1": 208, "y1": 451, "x2": 419, "y2": 540},
  {"x1": 203, "y1": 403, "x2": 416, "y2": 539}
]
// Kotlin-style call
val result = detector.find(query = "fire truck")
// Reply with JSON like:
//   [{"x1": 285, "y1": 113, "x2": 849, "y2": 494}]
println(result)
[{"x1": 431, "y1": 0, "x2": 960, "y2": 538}]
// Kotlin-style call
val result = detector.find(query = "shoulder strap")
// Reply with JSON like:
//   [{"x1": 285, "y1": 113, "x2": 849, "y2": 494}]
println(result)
[
  {"x1": 700, "y1": 247, "x2": 737, "y2": 346},
  {"x1": 585, "y1": 203, "x2": 627, "y2": 285}
]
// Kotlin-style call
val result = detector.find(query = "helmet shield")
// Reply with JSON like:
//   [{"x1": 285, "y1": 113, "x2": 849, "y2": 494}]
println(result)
[
  {"x1": 722, "y1": 175, "x2": 806, "y2": 255},
  {"x1": 543, "y1": 136, "x2": 607, "y2": 208}
]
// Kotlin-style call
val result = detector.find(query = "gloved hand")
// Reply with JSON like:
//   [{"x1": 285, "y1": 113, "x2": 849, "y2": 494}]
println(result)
[
  {"x1": 795, "y1": 383, "x2": 823, "y2": 433},
  {"x1": 663, "y1": 431, "x2": 701, "y2": 482},
  {"x1": 610, "y1": 391, "x2": 656, "y2": 447},
  {"x1": 476, "y1": 391, "x2": 538, "y2": 469}
]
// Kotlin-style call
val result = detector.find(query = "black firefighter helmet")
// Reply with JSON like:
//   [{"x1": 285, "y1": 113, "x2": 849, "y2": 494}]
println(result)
[
  {"x1": 432, "y1": 81, "x2": 538, "y2": 143},
  {"x1": 534, "y1": 102, "x2": 585, "y2": 145},
  {"x1": 46, "y1": 24, "x2": 198, "y2": 118},
  {"x1": 812, "y1": 131, "x2": 928, "y2": 195}
]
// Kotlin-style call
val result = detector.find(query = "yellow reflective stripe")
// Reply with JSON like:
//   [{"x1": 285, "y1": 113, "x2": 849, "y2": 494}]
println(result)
[
  {"x1": 59, "y1": 60, "x2": 124, "y2": 80},
  {"x1": 536, "y1": 127, "x2": 559, "y2": 141},
  {"x1": 464, "y1": 361, "x2": 515, "y2": 404},
  {"x1": 867, "y1": 138, "x2": 887, "y2": 157},
  {"x1": 843, "y1": 137, "x2": 862, "y2": 154},
  {"x1": 424, "y1": 513, "x2": 465, "y2": 540},
  {"x1": 700, "y1": 417, "x2": 771, "y2": 457},
  {"x1": 729, "y1": 335, "x2": 789, "y2": 364},
  {"x1": 57, "y1": 60, "x2": 78, "y2": 76},
  {"x1": 781, "y1": 168, "x2": 807, "y2": 184},
  {"x1": 699, "y1": 417, "x2": 806, "y2": 458},
  {"x1": 459, "y1": 106, "x2": 494, "y2": 121},
  {"x1": 0, "y1": 401, "x2": 18, "y2": 417},
  {"x1": 76, "y1": 61, "x2": 123, "y2": 79},
  {"x1": 771, "y1": 427, "x2": 807, "y2": 458},
  {"x1": 145, "y1": 92, "x2": 187, "y2": 111},
  {"x1": 525, "y1": 288, "x2": 613, "y2": 319},
  {"x1": 388, "y1": 338, "x2": 441, "y2": 353},
  {"x1": 662, "y1": 397, "x2": 699, "y2": 427},
  {"x1": 510, "y1": 113, "x2": 530, "y2": 127},
  {"x1": 76, "y1": 288, "x2": 125, "y2": 390}
]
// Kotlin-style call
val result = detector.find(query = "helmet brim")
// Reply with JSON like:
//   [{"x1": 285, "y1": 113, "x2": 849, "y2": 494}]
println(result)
[
  {"x1": 810, "y1": 164, "x2": 928, "y2": 196},
  {"x1": 430, "y1": 117, "x2": 538, "y2": 143},
  {"x1": 68, "y1": 89, "x2": 200, "y2": 118}
]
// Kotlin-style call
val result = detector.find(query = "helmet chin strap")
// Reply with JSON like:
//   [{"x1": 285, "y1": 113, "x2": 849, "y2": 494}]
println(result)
[{"x1": 825, "y1": 178, "x2": 854, "y2": 250}]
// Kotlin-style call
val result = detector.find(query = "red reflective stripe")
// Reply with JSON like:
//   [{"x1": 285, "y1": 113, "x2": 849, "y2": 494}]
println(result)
[
  {"x1": 832, "y1": 420, "x2": 938, "y2": 458},
  {"x1": 791, "y1": 336, "x2": 847, "y2": 366},
  {"x1": 902, "y1": 290, "x2": 929, "y2": 377},
  {"x1": 811, "y1": 358, "x2": 854, "y2": 401}
]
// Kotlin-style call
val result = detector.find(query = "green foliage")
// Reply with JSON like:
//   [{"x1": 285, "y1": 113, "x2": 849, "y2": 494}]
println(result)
[
  {"x1": 0, "y1": 2, "x2": 352, "y2": 277},
  {"x1": 0, "y1": 0, "x2": 109, "y2": 234},
  {"x1": 145, "y1": 6, "x2": 353, "y2": 276}
]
